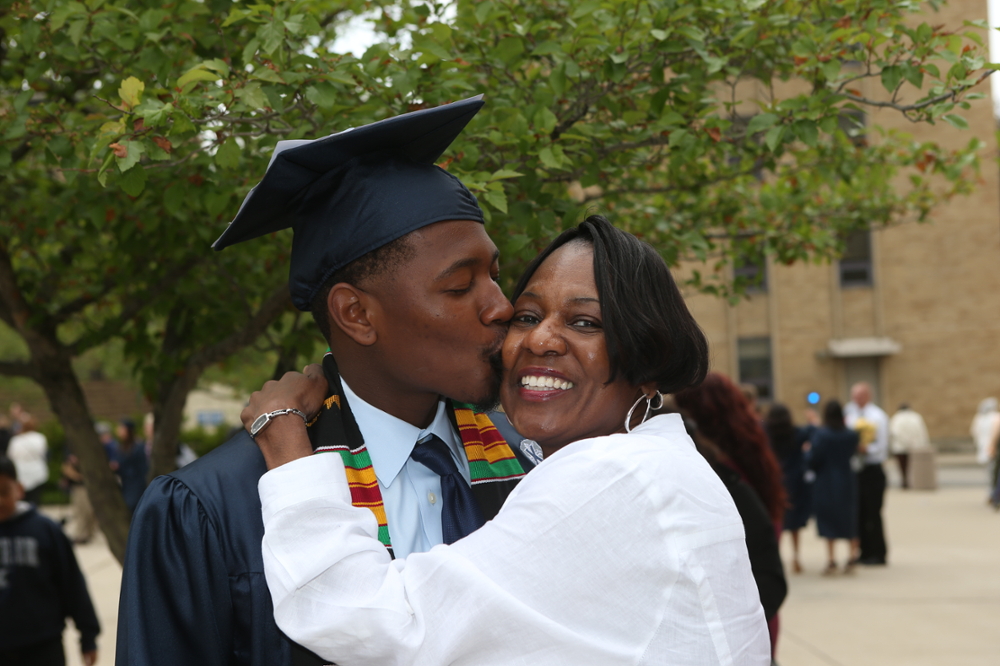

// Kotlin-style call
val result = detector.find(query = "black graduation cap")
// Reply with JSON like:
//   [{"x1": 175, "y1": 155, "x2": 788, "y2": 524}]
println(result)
[{"x1": 213, "y1": 95, "x2": 486, "y2": 311}]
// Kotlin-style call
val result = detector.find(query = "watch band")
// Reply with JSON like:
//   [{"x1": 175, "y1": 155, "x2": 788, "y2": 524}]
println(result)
[{"x1": 249, "y1": 407, "x2": 309, "y2": 438}]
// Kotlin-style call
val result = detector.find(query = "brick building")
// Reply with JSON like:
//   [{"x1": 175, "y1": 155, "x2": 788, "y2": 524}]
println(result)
[{"x1": 681, "y1": 0, "x2": 1000, "y2": 443}]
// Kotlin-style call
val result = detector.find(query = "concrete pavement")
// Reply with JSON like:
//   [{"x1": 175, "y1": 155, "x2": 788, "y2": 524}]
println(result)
[{"x1": 54, "y1": 456, "x2": 999, "y2": 665}]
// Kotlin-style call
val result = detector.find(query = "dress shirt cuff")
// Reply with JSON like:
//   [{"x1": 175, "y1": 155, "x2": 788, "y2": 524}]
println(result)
[{"x1": 258, "y1": 454, "x2": 351, "y2": 525}]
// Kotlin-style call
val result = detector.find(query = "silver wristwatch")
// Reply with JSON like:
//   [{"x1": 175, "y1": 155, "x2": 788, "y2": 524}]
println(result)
[{"x1": 249, "y1": 408, "x2": 309, "y2": 438}]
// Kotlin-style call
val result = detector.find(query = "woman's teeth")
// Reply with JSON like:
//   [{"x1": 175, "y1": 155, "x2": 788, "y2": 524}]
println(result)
[{"x1": 520, "y1": 375, "x2": 574, "y2": 390}]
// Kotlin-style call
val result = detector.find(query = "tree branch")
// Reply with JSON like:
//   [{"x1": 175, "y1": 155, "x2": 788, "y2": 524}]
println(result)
[
  {"x1": 67, "y1": 255, "x2": 206, "y2": 355},
  {"x1": 842, "y1": 71, "x2": 993, "y2": 115},
  {"x1": 0, "y1": 359, "x2": 38, "y2": 379},
  {"x1": 0, "y1": 297, "x2": 15, "y2": 329},
  {"x1": 0, "y1": 241, "x2": 33, "y2": 332},
  {"x1": 51, "y1": 274, "x2": 119, "y2": 324},
  {"x1": 187, "y1": 284, "x2": 292, "y2": 371}
]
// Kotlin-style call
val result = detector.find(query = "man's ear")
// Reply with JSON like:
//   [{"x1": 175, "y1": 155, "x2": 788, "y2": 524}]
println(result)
[{"x1": 327, "y1": 283, "x2": 379, "y2": 347}]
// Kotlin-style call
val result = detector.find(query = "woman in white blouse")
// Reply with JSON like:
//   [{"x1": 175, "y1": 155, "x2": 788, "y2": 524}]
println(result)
[{"x1": 249, "y1": 216, "x2": 770, "y2": 665}]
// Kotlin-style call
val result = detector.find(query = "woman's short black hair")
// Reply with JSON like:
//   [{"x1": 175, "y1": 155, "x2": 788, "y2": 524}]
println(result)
[
  {"x1": 511, "y1": 215, "x2": 708, "y2": 394},
  {"x1": 823, "y1": 400, "x2": 846, "y2": 430}
]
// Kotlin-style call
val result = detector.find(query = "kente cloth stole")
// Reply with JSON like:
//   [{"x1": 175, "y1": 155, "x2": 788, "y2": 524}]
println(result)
[{"x1": 307, "y1": 354, "x2": 525, "y2": 554}]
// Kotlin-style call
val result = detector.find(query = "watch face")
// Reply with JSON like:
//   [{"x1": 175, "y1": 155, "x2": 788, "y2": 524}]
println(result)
[{"x1": 251, "y1": 413, "x2": 270, "y2": 436}]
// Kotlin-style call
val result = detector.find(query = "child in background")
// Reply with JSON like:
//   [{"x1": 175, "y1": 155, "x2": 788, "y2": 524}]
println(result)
[{"x1": 0, "y1": 456, "x2": 100, "y2": 666}]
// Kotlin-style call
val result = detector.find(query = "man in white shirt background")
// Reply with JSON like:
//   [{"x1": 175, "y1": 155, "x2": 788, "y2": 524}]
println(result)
[
  {"x1": 844, "y1": 381, "x2": 890, "y2": 565},
  {"x1": 888, "y1": 403, "x2": 931, "y2": 490}
]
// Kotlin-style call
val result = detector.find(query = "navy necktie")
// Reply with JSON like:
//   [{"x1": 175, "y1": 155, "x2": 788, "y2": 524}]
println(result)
[{"x1": 409, "y1": 434, "x2": 485, "y2": 544}]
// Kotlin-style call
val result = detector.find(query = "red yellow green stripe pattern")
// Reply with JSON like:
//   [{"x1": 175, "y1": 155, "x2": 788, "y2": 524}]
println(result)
[
  {"x1": 314, "y1": 442, "x2": 392, "y2": 549},
  {"x1": 315, "y1": 404, "x2": 524, "y2": 550},
  {"x1": 453, "y1": 406, "x2": 525, "y2": 484}
]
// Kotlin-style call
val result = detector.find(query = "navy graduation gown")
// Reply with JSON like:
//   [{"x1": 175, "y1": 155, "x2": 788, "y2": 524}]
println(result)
[
  {"x1": 116, "y1": 431, "x2": 321, "y2": 666},
  {"x1": 117, "y1": 420, "x2": 533, "y2": 665}
]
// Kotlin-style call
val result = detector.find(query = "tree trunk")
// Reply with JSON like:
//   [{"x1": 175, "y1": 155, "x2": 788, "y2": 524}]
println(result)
[
  {"x1": 148, "y1": 370, "x2": 201, "y2": 481},
  {"x1": 37, "y1": 356, "x2": 132, "y2": 563},
  {"x1": 0, "y1": 243, "x2": 131, "y2": 562},
  {"x1": 147, "y1": 285, "x2": 292, "y2": 480}
]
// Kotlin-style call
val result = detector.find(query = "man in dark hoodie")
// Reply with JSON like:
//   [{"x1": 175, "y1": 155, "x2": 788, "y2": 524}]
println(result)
[{"x1": 0, "y1": 455, "x2": 100, "y2": 666}]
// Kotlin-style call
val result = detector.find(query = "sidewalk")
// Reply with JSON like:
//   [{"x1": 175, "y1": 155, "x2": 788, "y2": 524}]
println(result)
[
  {"x1": 56, "y1": 460, "x2": 1000, "y2": 665},
  {"x1": 777, "y1": 462, "x2": 1000, "y2": 666}
]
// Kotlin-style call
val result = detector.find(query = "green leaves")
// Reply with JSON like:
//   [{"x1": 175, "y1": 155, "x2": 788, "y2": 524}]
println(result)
[
  {"x1": 49, "y1": 1, "x2": 87, "y2": 31},
  {"x1": 114, "y1": 139, "x2": 144, "y2": 172},
  {"x1": 881, "y1": 65, "x2": 903, "y2": 92},
  {"x1": 492, "y1": 37, "x2": 525, "y2": 65},
  {"x1": 0, "y1": 0, "x2": 990, "y2": 375},
  {"x1": 538, "y1": 146, "x2": 564, "y2": 170},
  {"x1": 747, "y1": 113, "x2": 779, "y2": 136},
  {"x1": 118, "y1": 162, "x2": 148, "y2": 196},
  {"x1": 482, "y1": 188, "x2": 508, "y2": 214},
  {"x1": 215, "y1": 138, "x2": 242, "y2": 169},
  {"x1": 178, "y1": 68, "x2": 220, "y2": 89},
  {"x1": 135, "y1": 99, "x2": 174, "y2": 128},
  {"x1": 942, "y1": 114, "x2": 969, "y2": 130},
  {"x1": 118, "y1": 77, "x2": 144, "y2": 110}
]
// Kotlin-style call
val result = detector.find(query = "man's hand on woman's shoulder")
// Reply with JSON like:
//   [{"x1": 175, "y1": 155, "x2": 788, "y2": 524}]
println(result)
[{"x1": 241, "y1": 364, "x2": 327, "y2": 470}]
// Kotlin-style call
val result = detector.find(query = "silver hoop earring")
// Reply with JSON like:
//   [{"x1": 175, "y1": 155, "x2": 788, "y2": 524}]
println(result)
[{"x1": 625, "y1": 391, "x2": 664, "y2": 433}]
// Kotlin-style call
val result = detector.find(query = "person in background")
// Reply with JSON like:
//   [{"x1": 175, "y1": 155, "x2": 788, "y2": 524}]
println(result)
[
  {"x1": 9, "y1": 403, "x2": 25, "y2": 434},
  {"x1": 95, "y1": 422, "x2": 116, "y2": 460},
  {"x1": 0, "y1": 456, "x2": 100, "y2": 666},
  {"x1": 970, "y1": 398, "x2": 1000, "y2": 499},
  {"x1": 675, "y1": 373, "x2": 786, "y2": 528},
  {"x1": 6, "y1": 415, "x2": 48, "y2": 506},
  {"x1": 888, "y1": 403, "x2": 930, "y2": 490},
  {"x1": 809, "y1": 400, "x2": 860, "y2": 574},
  {"x1": 668, "y1": 397, "x2": 787, "y2": 637},
  {"x1": 844, "y1": 381, "x2": 889, "y2": 566},
  {"x1": 142, "y1": 413, "x2": 153, "y2": 460},
  {"x1": 0, "y1": 415, "x2": 12, "y2": 457},
  {"x1": 675, "y1": 372, "x2": 786, "y2": 658},
  {"x1": 740, "y1": 382, "x2": 762, "y2": 418},
  {"x1": 60, "y1": 447, "x2": 96, "y2": 545},
  {"x1": 111, "y1": 418, "x2": 149, "y2": 514},
  {"x1": 988, "y1": 425, "x2": 1000, "y2": 510},
  {"x1": 765, "y1": 403, "x2": 815, "y2": 574}
]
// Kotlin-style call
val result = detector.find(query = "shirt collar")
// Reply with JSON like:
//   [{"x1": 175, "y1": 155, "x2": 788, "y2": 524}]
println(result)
[{"x1": 340, "y1": 377, "x2": 465, "y2": 487}]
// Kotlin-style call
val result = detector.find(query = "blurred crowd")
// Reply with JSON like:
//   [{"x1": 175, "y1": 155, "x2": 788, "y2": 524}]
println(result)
[
  {"x1": 660, "y1": 373, "x2": 974, "y2": 661},
  {"x1": 0, "y1": 406, "x2": 199, "y2": 545}
]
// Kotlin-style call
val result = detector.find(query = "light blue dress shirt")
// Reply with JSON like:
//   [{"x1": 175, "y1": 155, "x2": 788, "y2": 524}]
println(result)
[{"x1": 340, "y1": 377, "x2": 470, "y2": 559}]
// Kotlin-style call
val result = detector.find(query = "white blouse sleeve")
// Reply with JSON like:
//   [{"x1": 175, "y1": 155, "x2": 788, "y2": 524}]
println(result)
[{"x1": 259, "y1": 433, "x2": 769, "y2": 666}]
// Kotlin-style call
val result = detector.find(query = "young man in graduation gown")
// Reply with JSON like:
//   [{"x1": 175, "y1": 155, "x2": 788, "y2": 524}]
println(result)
[{"x1": 115, "y1": 97, "x2": 532, "y2": 666}]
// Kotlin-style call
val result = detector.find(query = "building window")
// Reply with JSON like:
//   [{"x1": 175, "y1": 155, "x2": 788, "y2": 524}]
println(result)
[
  {"x1": 839, "y1": 230, "x2": 872, "y2": 287},
  {"x1": 734, "y1": 250, "x2": 767, "y2": 293},
  {"x1": 738, "y1": 337, "x2": 773, "y2": 401}
]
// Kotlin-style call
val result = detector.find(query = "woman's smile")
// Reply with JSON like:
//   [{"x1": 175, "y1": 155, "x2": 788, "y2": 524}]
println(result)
[
  {"x1": 500, "y1": 240, "x2": 643, "y2": 455},
  {"x1": 516, "y1": 367, "x2": 575, "y2": 400}
]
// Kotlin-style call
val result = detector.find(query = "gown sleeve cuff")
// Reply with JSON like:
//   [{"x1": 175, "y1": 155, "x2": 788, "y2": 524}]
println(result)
[{"x1": 258, "y1": 454, "x2": 350, "y2": 525}]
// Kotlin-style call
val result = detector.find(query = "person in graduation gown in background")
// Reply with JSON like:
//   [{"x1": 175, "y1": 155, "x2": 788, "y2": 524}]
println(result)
[
  {"x1": 250, "y1": 217, "x2": 771, "y2": 665},
  {"x1": 115, "y1": 97, "x2": 535, "y2": 666}
]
